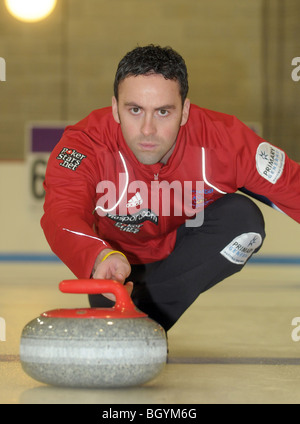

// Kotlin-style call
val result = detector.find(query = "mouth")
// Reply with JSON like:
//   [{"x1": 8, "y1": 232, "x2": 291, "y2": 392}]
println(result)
[{"x1": 139, "y1": 142, "x2": 158, "y2": 151}]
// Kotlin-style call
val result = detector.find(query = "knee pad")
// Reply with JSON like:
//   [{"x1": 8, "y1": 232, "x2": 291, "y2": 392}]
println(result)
[{"x1": 208, "y1": 194, "x2": 266, "y2": 265}]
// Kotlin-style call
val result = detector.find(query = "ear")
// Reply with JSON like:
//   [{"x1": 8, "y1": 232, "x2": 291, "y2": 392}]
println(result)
[
  {"x1": 180, "y1": 99, "x2": 191, "y2": 126},
  {"x1": 112, "y1": 96, "x2": 120, "y2": 124}
]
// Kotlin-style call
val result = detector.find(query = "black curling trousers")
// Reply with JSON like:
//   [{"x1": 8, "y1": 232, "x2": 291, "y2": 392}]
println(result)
[{"x1": 89, "y1": 194, "x2": 266, "y2": 331}]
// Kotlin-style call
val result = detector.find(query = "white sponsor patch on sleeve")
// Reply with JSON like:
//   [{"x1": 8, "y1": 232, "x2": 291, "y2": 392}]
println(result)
[
  {"x1": 256, "y1": 142, "x2": 285, "y2": 184},
  {"x1": 220, "y1": 232, "x2": 262, "y2": 265}
]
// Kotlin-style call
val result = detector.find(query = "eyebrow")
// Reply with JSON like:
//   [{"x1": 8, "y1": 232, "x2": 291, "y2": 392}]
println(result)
[{"x1": 124, "y1": 102, "x2": 176, "y2": 110}]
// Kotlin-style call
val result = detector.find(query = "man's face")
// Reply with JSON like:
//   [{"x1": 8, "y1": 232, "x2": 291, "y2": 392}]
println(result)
[{"x1": 112, "y1": 74, "x2": 190, "y2": 165}]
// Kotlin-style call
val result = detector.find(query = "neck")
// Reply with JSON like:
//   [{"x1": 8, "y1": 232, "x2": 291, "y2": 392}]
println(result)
[{"x1": 160, "y1": 143, "x2": 176, "y2": 165}]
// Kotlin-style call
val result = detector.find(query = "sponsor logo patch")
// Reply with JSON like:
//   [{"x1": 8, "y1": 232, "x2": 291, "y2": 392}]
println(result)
[
  {"x1": 126, "y1": 192, "x2": 143, "y2": 208},
  {"x1": 56, "y1": 147, "x2": 86, "y2": 171},
  {"x1": 256, "y1": 142, "x2": 285, "y2": 184},
  {"x1": 220, "y1": 232, "x2": 262, "y2": 265},
  {"x1": 106, "y1": 209, "x2": 158, "y2": 234}
]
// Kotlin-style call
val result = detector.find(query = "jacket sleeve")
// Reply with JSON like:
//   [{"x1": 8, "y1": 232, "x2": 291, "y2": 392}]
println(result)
[
  {"x1": 41, "y1": 131, "x2": 112, "y2": 279},
  {"x1": 206, "y1": 115, "x2": 300, "y2": 223}
]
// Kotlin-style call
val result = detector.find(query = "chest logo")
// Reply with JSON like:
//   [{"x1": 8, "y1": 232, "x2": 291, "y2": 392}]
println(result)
[
  {"x1": 106, "y1": 209, "x2": 158, "y2": 234},
  {"x1": 126, "y1": 192, "x2": 143, "y2": 208}
]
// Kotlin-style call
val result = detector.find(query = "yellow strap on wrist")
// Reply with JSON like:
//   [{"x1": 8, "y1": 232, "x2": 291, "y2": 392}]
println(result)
[{"x1": 101, "y1": 250, "x2": 127, "y2": 263}]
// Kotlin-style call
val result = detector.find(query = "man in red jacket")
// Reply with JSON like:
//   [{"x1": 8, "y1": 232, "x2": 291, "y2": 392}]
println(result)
[{"x1": 42, "y1": 45, "x2": 300, "y2": 331}]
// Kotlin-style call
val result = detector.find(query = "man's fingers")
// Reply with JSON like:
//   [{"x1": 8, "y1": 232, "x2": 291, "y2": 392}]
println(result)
[
  {"x1": 102, "y1": 293, "x2": 116, "y2": 302},
  {"x1": 125, "y1": 281, "x2": 134, "y2": 296},
  {"x1": 114, "y1": 271, "x2": 126, "y2": 283},
  {"x1": 92, "y1": 254, "x2": 133, "y2": 300}
]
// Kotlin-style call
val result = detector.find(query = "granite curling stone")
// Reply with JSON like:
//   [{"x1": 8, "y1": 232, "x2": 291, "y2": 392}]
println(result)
[{"x1": 20, "y1": 279, "x2": 167, "y2": 388}]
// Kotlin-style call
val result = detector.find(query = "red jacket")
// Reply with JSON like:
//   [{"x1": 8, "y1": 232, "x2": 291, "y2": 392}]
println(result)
[{"x1": 41, "y1": 104, "x2": 300, "y2": 278}]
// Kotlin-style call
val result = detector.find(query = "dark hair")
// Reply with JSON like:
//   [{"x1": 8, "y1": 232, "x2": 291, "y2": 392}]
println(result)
[{"x1": 114, "y1": 45, "x2": 189, "y2": 104}]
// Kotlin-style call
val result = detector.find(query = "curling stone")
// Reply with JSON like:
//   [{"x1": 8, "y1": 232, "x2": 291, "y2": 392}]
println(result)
[{"x1": 20, "y1": 279, "x2": 167, "y2": 388}]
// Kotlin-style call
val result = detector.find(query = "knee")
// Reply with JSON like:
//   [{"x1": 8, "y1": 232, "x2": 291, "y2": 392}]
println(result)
[
  {"x1": 211, "y1": 193, "x2": 266, "y2": 240},
  {"x1": 234, "y1": 194, "x2": 265, "y2": 238},
  {"x1": 212, "y1": 194, "x2": 266, "y2": 265}
]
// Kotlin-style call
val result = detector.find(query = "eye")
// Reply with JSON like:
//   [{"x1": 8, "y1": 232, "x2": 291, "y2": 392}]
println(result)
[
  {"x1": 130, "y1": 107, "x2": 141, "y2": 115},
  {"x1": 158, "y1": 109, "x2": 169, "y2": 117}
]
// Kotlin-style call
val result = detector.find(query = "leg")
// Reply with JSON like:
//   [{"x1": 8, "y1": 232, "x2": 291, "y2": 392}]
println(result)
[
  {"x1": 89, "y1": 194, "x2": 265, "y2": 331},
  {"x1": 129, "y1": 194, "x2": 265, "y2": 331}
]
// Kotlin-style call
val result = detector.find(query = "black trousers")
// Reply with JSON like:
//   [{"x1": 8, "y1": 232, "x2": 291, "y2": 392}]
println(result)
[{"x1": 89, "y1": 194, "x2": 266, "y2": 331}]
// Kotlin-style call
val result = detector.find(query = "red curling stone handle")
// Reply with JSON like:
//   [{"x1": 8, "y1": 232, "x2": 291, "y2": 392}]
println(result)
[{"x1": 59, "y1": 279, "x2": 139, "y2": 314}]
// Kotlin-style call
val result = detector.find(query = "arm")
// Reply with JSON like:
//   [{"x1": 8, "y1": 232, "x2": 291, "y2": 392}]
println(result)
[
  {"x1": 238, "y1": 125, "x2": 300, "y2": 223},
  {"x1": 206, "y1": 115, "x2": 300, "y2": 223},
  {"x1": 41, "y1": 131, "x2": 114, "y2": 279}
]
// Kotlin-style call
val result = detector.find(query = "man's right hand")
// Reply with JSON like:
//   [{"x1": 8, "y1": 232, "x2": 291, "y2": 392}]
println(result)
[{"x1": 92, "y1": 249, "x2": 133, "y2": 301}]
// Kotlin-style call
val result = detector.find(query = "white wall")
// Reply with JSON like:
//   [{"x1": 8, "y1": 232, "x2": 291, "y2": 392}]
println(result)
[{"x1": 0, "y1": 162, "x2": 49, "y2": 252}]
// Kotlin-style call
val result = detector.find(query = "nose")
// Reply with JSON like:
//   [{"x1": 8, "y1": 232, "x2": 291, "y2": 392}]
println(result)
[{"x1": 141, "y1": 114, "x2": 156, "y2": 137}]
